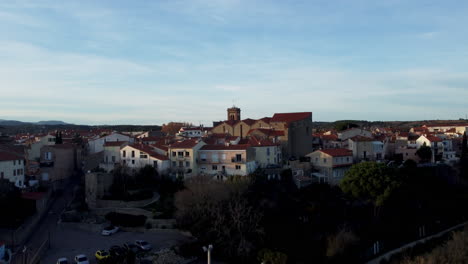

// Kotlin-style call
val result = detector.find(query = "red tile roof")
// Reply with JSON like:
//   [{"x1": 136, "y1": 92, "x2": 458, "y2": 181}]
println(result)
[
  {"x1": 200, "y1": 144, "x2": 250, "y2": 151},
  {"x1": 169, "y1": 139, "x2": 200, "y2": 149},
  {"x1": 150, "y1": 143, "x2": 169, "y2": 152},
  {"x1": 426, "y1": 135, "x2": 442, "y2": 142},
  {"x1": 0, "y1": 151, "x2": 22, "y2": 161},
  {"x1": 349, "y1": 136, "x2": 374, "y2": 142},
  {"x1": 321, "y1": 134, "x2": 338, "y2": 141},
  {"x1": 271, "y1": 112, "x2": 312, "y2": 124},
  {"x1": 241, "y1": 118, "x2": 257, "y2": 126},
  {"x1": 104, "y1": 141, "x2": 127, "y2": 147},
  {"x1": 319, "y1": 148, "x2": 353, "y2": 157},
  {"x1": 248, "y1": 136, "x2": 279, "y2": 147},
  {"x1": 127, "y1": 144, "x2": 169, "y2": 160},
  {"x1": 423, "y1": 123, "x2": 468, "y2": 128},
  {"x1": 21, "y1": 192, "x2": 46, "y2": 200},
  {"x1": 141, "y1": 136, "x2": 162, "y2": 142},
  {"x1": 260, "y1": 117, "x2": 272, "y2": 124}
]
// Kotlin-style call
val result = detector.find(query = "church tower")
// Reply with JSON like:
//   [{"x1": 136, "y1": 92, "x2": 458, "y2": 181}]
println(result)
[{"x1": 227, "y1": 106, "x2": 241, "y2": 121}]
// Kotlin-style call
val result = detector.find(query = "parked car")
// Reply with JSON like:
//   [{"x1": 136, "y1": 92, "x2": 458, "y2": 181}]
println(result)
[
  {"x1": 95, "y1": 250, "x2": 110, "y2": 260},
  {"x1": 109, "y1": 245, "x2": 126, "y2": 258},
  {"x1": 56, "y1": 258, "x2": 69, "y2": 264},
  {"x1": 101, "y1": 225, "x2": 119, "y2": 236},
  {"x1": 74, "y1": 254, "x2": 89, "y2": 264},
  {"x1": 123, "y1": 242, "x2": 140, "y2": 253},
  {"x1": 135, "y1": 240, "x2": 152, "y2": 251}
]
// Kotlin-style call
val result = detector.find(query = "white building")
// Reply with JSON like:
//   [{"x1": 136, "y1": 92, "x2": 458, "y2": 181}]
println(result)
[
  {"x1": 88, "y1": 132, "x2": 134, "y2": 154},
  {"x1": 177, "y1": 127, "x2": 206, "y2": 138},
  {"x1": 120, "y1": 144, "x2": 170, "y2": 175},
  {"x1": 99, "y1": 141, "x2": 128, "y2": 172},
  {"x1": 0, "y1": 151, "x2": 25, "y2": 188}
]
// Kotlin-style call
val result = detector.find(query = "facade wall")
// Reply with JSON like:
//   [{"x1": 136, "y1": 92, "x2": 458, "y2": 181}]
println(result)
[
  {"x1": 338, "y1": 128, "x2": 372, "y2": 140},
  {"x1": 27, "y1": 135, "x2": 55, "y2": 161},
  {"x1": 0, "y1": 159, "x2": 25, "y2": 186},
  {"x1": 120, "y1": 146, "x2": 170, "y2": 175},
  {"x1": 307, "y1": 151, "x2": 352, "y2": 185},
  {"x1": 40, "y1": 146, "x2": 76, "y2": 181},
  {"x1": 168, "y1": 142, "x2": 205, "y2": 178},
  {"x1": 253, "y1": 145, "x2": 281, "y2": 168},
  {"x1": 198, "y1": 149, "x2": 257, "y2": 176},
  {"x1": 348, "y1": 140, "x2": 374, "y2": 161},
  {"x1": 88, "y1": 133, "x2": 132, "y2": 154}
]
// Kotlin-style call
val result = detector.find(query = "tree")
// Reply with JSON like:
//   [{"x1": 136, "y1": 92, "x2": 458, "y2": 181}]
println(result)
[
  {"x1": 257, "y1": 249, "x2": 288, "y2": 264},
  {"x1": 340, "y1": 162, "x2": 401, "y2": 206},
  {"x1": 161, "y1": 122, "x2": 193, "y2": 135},
  {"x1": 460, "y1": 132, "x2": 468, "y2": 179},
  {"x1": 326, "y1": 228, "x2": 359, "y2": 259},
  {"x1": 55, "y1": 131, "x2": 63, "y2": 144},
  {"x1": 175, "y1": 176, "x2": 263, "y2": 260},
  {"x1": 416, "y1": 143, "x2": 432, "y2": 162}
]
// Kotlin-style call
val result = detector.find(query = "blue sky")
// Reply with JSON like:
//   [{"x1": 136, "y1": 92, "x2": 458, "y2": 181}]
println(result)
[{"x1": 1, "y1": 0, "x2": 467, "y2": 125}]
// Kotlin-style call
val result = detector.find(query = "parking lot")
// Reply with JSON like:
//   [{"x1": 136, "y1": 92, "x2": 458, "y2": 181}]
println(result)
[{"x1": 42, "y1": 223, "x2": 191, "y2": 264}]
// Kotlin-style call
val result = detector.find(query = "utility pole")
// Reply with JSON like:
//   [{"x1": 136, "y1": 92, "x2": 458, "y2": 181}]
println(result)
[{"x1": 202, "y1": 244, "x2": 213, "y2": 264}]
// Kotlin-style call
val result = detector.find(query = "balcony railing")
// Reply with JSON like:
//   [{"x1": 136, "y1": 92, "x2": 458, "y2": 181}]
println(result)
[{"x1": 231, "y1": 158, "x2": 246, "y2": 163}]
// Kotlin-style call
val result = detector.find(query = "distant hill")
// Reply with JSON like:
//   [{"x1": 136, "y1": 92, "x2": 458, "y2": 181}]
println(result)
[{"x1": 0, "y1": 119, "x2": 71, "y2": 126}]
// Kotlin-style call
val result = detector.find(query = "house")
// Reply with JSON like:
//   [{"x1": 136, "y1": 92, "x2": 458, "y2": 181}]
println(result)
[
  {"x1": 306, "y1": 148, "x2": 353, "y2": 185},
  {"x1": 348, "y1": 136, "x2": 383, "y2": 161},
  {"x1": 27, "y1": 134, "x2": 56, "y2": 161},
  {"x1": 198, "y1": 144, "x2": 257, "y2": 178},
  {"x1": 338, "y1": 128, "x2": 372, "y2": 141},
  {"x1": 168, "y1": 139, "x2": 206, "y2": 179},
  {"x1": 40, "y1": 144, "x2": 79, "y2": 185},
  {"x1": 395, "y1": 147, "x2": 420, "y2": 163},
  {"x1": 0, "y1": 149, "x2": 25, "y2": 187},
  {"x1": 99, "y1": 141, "x2": 128, "y2": 172},
  {"x1": 120, "y1": 144, "x2": 170, "y2": 175},
  {"x1": 416, "y1": 135, "x2": 444, "y2": 162},
  {"x1": 177, "y1": 127, "x2": 207, "y2": 138},
  {"x1": 247, "y1": 137, "x2": 282, "y2": 168},
  {"x1": 87, "y1": 132, "x2": 134, "y2": 154},
  {"x1": 422, "y1": 124, "x2": 468, "y2": 134},
  {"x1": 211, "y1": 107, "x2": 313, "y2": 158}
]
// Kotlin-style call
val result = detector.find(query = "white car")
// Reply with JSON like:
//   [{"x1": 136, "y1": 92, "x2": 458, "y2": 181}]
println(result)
[
  {"x1": 74, "y1": 254, "x2": 89, "y2": 264},
  {"x1": 135, "y1": 240, "x2": 152, "y2": 251},
  {"x1": 101, "y1": 225, "x2": 119, "y2": 236},
  {"x1": 56, "y1": 258, "x2": 69, "y2": 264}
]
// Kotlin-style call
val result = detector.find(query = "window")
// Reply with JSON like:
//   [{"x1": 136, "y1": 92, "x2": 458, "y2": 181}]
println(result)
[
  {"x1": 123, "y1": 151, "x2": 126, "y2": 158},
  {"x1": 131, "y1": 151, "x2": 135, "y2": 158},
  {"x1": 172, "y1": 161, "x2": 176, "y2": 167},
  {"x1": 0, "y1": 172, "x2": 3, "y2": 179},
  {"x1": 112, "y1": 156, "x2": 116, "y2": 162},
  {"x1": 140, "y1": 153, "x2": 148, "y2": 158},
  {"x1": 153, "y1": 161, "x2": 158, "y2": 168},
  {"x1": 346, "y1": 157, "x2": 349, "y2": 162},
  {"x1": 235, "y1": 165, "x2": 241, "y2": 170},
  {"x1": 186, "y1": 161, "x2": 190, "y2": 167},
  {"x1": 212, "y1": 165, "x2": 218, "y2": 170},
  {"x1": 267, "y1": 148, "x2": 270, "y2": 156},
  {"x1": 185, "y1": 151, "x2": 190, "y2": 157},
  {"x1": 179, "y1": 161, "x2": 183, "y2": 167},
  {"x1": 178, "y1": 151, "x2": 184, "y2": 157},
  {"x1": 18, "y1": 160, "x2": 21, "y2": 165},
  {"x1": 13, "y1": 170, "x2": 16, "y2": 176},
  {"x1": 212, "y1": 154, "x2": 219, "y2": 163},
  {"x1": 13, "y1": 160, "x2": 16, "y2": 165},
  {"x1": 236, "y1": 154, "x2": 242, "y2": 162},
  {"x1": 105, "y1": 156, "x2": 108, "y2": 163},
  {"x1": 323, "y1": 158, "x2": 327, "y2": 163},
  {"x1": 172, "y1": 151, "x2": 176, "y2": 157},
  {"x1": 200, "y1": 153, "x2": 207, "y2": 161},
  {"x1": 123, "y1": 160, "x2": 126, "y2": 164},
  {"x1": 221, "y1": 154, "x2": 226, "y2": 160},
  {"x1": 132, "y1": 160, "x2": 135, "y2": 164}
]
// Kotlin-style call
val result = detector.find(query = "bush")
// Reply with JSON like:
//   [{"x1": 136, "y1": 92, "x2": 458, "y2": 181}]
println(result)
[{"x1": 105, "y1": 212, "x2": 147, "y2": 227}]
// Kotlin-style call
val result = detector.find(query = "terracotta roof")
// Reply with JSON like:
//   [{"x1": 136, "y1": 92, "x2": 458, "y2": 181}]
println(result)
[
  {"x1": 150, "y1": 143, "x2": 169, "y2": 152},
  {"x1": 349, "y1": 136, "x2": 374, "y2": 142},
  {"x1": 271, "y1": 112, "x2": 312, "y2": 124},
  {"x1": 319, "y1": 148, "x2": 353, "y2": 157},
  {"x1": 127, "y1": 144, "x2": 169, "y2": 160},
  {"x1": 321, "y1": 134, "x2": 338, "y2": 141},
  {"x1": 21, "y1": 192, "x2": 46, "y2": 200},
  {"x1": 260, "y1": 117, "x2": 272, "y2": 124},
  {"x1": 104, "y1": 141, "x2": 127, "y2": 147},
  {"x1": 426, "y1": 135, "x2": 442, "y2": 142},
  {"x1": 0, "y1": 151, "x2": 22, "y2": 161},
  {"x1": 169, "y1": 139, "x2": 200, "y2": 149},
  {"x1": 241, "y1": 118, "x2": 257, "y2": 126},
  {"x1": 200, "y1": 144, "x2": 250, "y2": 151},
  {"x1": 141, "y1": 136, "x2": 162, "y2": 142},
  {"x1": 248, "y1": 136, "x2": 279, "y2": 147}
]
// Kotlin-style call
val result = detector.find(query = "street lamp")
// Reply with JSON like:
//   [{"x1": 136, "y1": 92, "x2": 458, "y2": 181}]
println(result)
[{"x1": 202, "y1": 244, "x2": 213, "y2": 264}]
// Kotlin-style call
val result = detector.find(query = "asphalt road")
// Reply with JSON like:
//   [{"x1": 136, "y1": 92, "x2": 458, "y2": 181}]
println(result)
[{"x1": 42, "y1": 225, "x2": 190, "y2": 264}]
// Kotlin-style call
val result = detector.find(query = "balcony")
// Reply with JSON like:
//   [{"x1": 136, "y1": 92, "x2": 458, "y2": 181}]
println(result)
[{"x1": 231, "y1": 158, "x2": 246, "y2": 163}]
